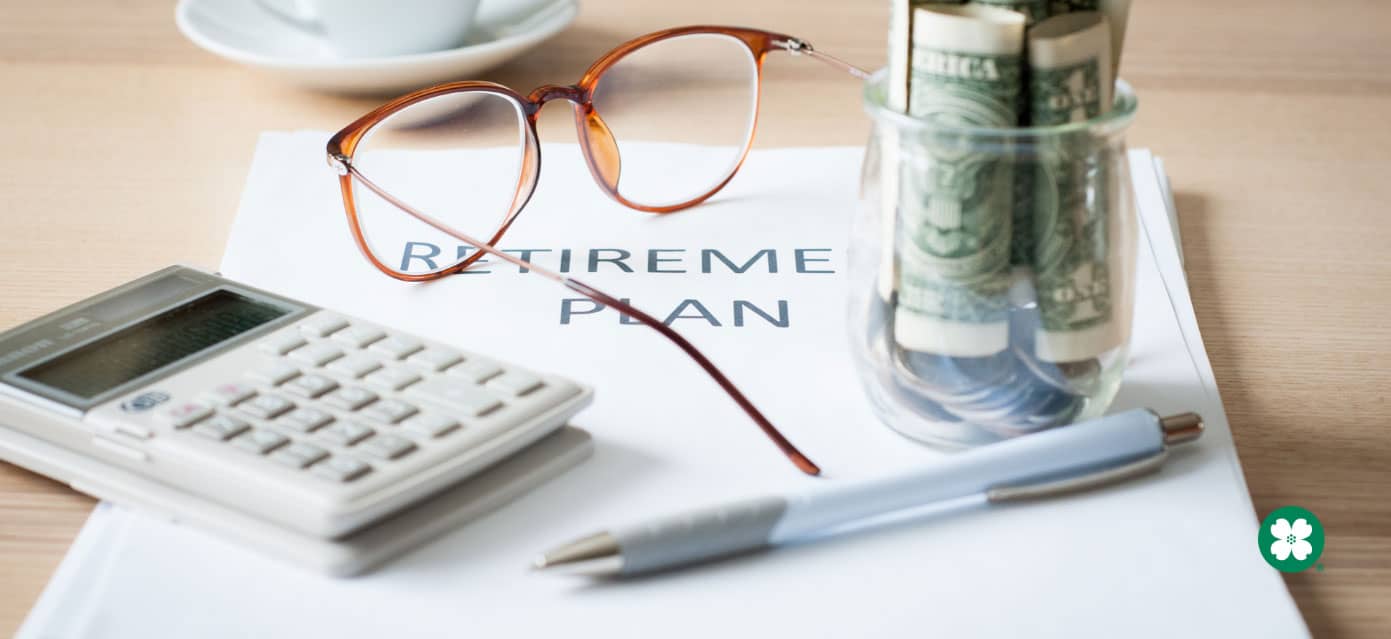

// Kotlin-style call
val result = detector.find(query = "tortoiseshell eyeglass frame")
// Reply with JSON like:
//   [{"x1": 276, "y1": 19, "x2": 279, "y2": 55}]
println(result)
[{"x1": 327, "y1": 25, "x2": 867, "y2": 476}]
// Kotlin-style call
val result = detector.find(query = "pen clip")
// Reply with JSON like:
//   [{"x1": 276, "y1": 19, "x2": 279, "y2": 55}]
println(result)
[{"x1": 984, "y1": 450, "x2": 1168, "y2": 503}]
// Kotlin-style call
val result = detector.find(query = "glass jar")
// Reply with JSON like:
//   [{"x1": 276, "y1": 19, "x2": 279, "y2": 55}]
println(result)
[{"x1": 848, "y1": 71, "x2": 1139, "y2": 449}]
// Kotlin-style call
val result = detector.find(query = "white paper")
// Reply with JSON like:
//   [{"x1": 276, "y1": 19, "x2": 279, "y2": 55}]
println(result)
[{"x1": 20, "y1": 136, "x2": 1304, "y2": 638}]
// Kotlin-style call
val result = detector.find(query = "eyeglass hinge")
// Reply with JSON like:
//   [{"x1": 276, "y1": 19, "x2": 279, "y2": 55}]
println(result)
[
  {"x1": 776, "y1": 38, "x2": 812, "y2": 56},
  {"x1": 327, "y1": 153, "x2": 350, "y2": 176}
]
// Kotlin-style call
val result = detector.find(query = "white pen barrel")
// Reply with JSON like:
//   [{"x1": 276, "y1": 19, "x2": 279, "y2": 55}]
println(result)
[{"x1": 769, "y1": 409, "x2": 1165, "y2": 542}]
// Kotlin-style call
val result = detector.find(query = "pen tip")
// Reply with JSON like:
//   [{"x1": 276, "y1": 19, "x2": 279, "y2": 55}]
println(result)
[{"x1": 529, "y1": 532, "x2": 624, "y2": 577}]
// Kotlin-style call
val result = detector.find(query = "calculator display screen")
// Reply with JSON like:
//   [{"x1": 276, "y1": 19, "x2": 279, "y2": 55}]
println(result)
[{"x1": 17, "y1": 290, "x2": 289, "y2": 399}]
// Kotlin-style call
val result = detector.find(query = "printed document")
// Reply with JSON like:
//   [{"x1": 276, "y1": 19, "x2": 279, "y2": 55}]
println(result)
[{"x1": 19, "y1": 137, "x2": 1305, "y2": 638}]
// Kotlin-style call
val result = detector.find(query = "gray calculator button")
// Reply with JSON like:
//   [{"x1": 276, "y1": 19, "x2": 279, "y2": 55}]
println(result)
[
  {"x1": 332, "y1": 325, "x2": 386, "y2": 349},
  {"x1": 160, "y1": 402, "x2": 213, "y2": 428},
  {"x1": 361, "y1": 399, "x2": 417, "y2": 425},
  {"x1": 318, "y1": 421, "x2": 374, "y2": 446},
  {"x1": 361, "y1": 434, "x2": 417, "y2": 461},
  {"x1": 241, "y1": 394, "x2": 295, "y2": 420},
  {"x1": 278, "y1": 407, "x2": 333, "y2": 433},
  {"x1": 401, "y1": 414, "x2": 459, "y2": 438},
  {"x1": 406, "y1": 348, "x2": 462, "y2": 372},
  {"x1": 369, "y1": 335, "x2": 423, "y2": 360},
  {"x1": 248, "y1": 361, "x2": 300, "y2": 386},
  {"x1": 193, "y1": 414, "x2": 250, "y2": 441},
  {"x1": 486, "y1": 371, "x2": 544, "y2": 397},
  {"x1": 233, "y1": 429, "x2": 289, "y2": 454},
  {"x1": 270, "y1": 442, "x2": 329, "y2": 469},
  {"x1": 327, "y1": 354, "x2": 382, "y2": 379},
  {"x1": 300, "y1": 315, "x2": 350, "y2": 338},
  {"x1": 260, "y1": 333, "x2": 307, "y2": 356},
  {"x1": 283, "y1": 373, "x2": 339, "y2": 399},
  {"x1": 363, "y1": 367, "x2": 421, "y2": 392},
  {"x1": 323, "y1": 386, "x2": 378, "y2": 411},
  {"x1": 290, "y1": 342, "x2": 345, "y2": 367},
  {"x1": 447, "y1": 359, "x2": 503, "y2": 384},
  {"x1": 411, "y1": 379, "x2": 502, "y2": 417},
  {"x1": 311, "y1": 456, "x2": 372, "y2": 482},
  {"x1": 203, "y1": 382, "x2": 257, "y2": 407}
]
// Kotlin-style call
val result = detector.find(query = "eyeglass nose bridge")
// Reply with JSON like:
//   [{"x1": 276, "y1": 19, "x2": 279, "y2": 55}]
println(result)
[
  {"x1": 526, "y1": 84, "x2": 589, "y2": 111},
  {"x1": 524, "y1": 84, "x2": 623, "y2": 197}
]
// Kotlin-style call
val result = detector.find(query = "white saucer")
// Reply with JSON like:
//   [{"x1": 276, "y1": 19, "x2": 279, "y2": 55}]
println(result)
[{"x1": 175, "y1": 0, "x2": 579, "y2": 95}]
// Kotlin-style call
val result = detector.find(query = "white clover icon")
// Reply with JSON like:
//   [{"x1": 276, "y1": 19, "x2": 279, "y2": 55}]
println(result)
[{"x1": 1269, "y1": 517, "x2": 1314, "y2": 561}]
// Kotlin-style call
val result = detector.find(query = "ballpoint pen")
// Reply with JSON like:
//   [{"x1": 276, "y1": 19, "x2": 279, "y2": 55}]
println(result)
[{"x1": 532, "y1": 408, "x2": 1204, "y2": 577}]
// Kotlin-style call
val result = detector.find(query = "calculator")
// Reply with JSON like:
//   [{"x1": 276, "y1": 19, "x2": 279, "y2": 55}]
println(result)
[{"x1": 0, "y1": 266, "x2": 593, "y2": 540}]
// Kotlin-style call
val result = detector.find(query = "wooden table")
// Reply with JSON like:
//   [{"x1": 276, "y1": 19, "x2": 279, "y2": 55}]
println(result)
[{"x1": 2, "y1": 0, "x2": 1388, "y2": 635}]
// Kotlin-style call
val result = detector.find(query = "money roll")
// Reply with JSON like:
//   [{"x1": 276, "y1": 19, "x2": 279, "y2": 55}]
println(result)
[
  {"x1": 1027, "y1": 11, "x2": 1120, "y2": 362},
  {"x1": 892, "y1": 4, "x2": 1025, "y2": 357}
]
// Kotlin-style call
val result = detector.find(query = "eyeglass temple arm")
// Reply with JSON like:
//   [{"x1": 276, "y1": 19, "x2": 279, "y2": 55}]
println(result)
[
  {"x1": 343, "y1": 165, "x2": 822, "y2": 477},
  {"x1": 772, "y1": 38, "x2": 870, "y2": 80}
]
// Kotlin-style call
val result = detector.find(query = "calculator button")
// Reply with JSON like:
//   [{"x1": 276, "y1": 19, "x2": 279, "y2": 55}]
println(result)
[
  {"x1": 486, "y1": 371, "x2": 544, "y2": 397},
  {"x1": 401, "y1": 414, "x2": 459, "y2": 438},
  {"x1": 283, "y1": 374, "x2": 339, "y2": 399},
  {"x1": 447, "y1": 359, "x2": 503, "y2": 384},
  {"x1": 406, "y1": 348, "x2": 462, "y2": 372},
  {"x1": 326, "y1": 354, "x2": 382, "y2": 379},
  {"x1": 278, "y1": 407, "x2": 333, "y2": 433},
  {"x1": 411, "y1": 379, "x2": 502, "y2": 417},
  {"x1": 289, "y1": 342, "x2": 345, "y2": 367},
  {"x1": 241, "y1": 394, "x2": 295, "y2": 420},
  {"x1": 369, "y1": 335, "x2": 423, "y2": 360},
  {"x1": 203, "y1": 382, "x2": 256, "y2": 407},
  {"x1": 259, "y1": 333, "x2": 307, "y2": 356},
  {"x1": 270, "y1": 442, "x2": 329, "y2": 469},
  {"x1": 311, "y1": 456, "x2": 372, "y2": 482},
  {"x1": 363, "y1": 367, "x2": 421, "y2": 392},
  {"x1": 360, "y1": 434, "x2": 417, "y2": 461},
  {"x1": 318, "y1": 421, "x2": 374, "y2": 446},
  {"x1": 332, "y1": 325, "x2": 386, "y2": 349},
  {"x1": 323, "y1": 386, "x2": 378, "y2": 411},
  {"x1": 193, "y1": 414, "x2": 250, "y2": 441},
  {"x1": 247, "y1": 361, "x2": 300, "y2": 386},
  {"x1": 232, "y1": 429, "x2": 289, "y2": 455},
  {"x1": 301, "y1": 315, "x2": 350, "y2": 338},
  {"x1": 161, "y1": 402, "x2": 213, "y2": 428},
  {"x1": 361, "y1": 399, "x2": 417, "y2": 425}
]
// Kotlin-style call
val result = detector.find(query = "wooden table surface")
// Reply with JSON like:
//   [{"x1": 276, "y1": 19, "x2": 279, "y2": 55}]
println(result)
[{"x1": 2, "y1": 0, "x2": 1388, "y2": 635}]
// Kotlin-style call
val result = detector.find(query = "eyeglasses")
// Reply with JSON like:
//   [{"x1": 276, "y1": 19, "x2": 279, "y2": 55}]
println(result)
[{"x1": 327, "y1": 26, "x2": 865, "y2": 475}]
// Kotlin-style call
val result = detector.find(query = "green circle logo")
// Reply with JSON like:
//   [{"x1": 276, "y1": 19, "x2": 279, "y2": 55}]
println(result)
[{"x1": 1258, "y1": 506, "x2": 1324, "y2": 572}]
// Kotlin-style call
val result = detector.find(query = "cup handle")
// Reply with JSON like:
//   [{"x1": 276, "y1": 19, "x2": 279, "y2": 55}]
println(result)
[
  {"x1": 474, "y1": 0, "x2": 572, "y2": 38},
  {"x1": 255, "y1": 0, "x2": 325, "y2": 35}
]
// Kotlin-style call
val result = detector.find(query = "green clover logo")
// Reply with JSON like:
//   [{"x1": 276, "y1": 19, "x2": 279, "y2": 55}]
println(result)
[{"x1": 1258, "y1": 506, "x2": 1324, "y2": 572}]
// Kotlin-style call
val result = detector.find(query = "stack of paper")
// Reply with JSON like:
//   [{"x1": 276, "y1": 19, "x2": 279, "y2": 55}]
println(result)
[{"x1": 18, "y1": 137, "x2": 1305, "y2": 638}]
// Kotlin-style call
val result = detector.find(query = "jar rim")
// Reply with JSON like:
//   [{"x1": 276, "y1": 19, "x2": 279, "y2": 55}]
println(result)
[{"x1": 861, "y1": 68, "x2": 1138, "y2": 139}]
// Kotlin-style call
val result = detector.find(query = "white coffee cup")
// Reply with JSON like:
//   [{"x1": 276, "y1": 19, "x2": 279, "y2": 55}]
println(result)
[{"x1": 258, "y1": 0, "x2": 484, "y2": 58}]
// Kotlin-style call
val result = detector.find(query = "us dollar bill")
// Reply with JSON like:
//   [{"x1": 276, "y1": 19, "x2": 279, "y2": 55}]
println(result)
[
  {"x1": 880, "y1": 0, "x2": 967, "y2": 302},
  {"x1": 892, "y1": 4, "x2": 1026, "y2": 357},
  {"x1": 969, "y1": 0, "x2": 1048, "y2": 25},
  {"x1": 1027, "y1": 11, "x2": 1119, "y2": 362},
  {"x1": 1047, "y1": 0, "x2": 1130, "y2": 77}
]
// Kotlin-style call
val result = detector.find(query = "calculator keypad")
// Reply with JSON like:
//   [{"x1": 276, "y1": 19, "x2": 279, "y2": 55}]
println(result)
[
  {"x1": 283, "y1": 374, "x2": 339, "y2": 399},
  {"x1": 278, "y1": 407, "x2": 333, "y2": 433},
  {"x1": 241, "y1": 394, "x2": 295, "y2": 420},
  {"x1": 163, "y1": 312, "x2": 572, "y2": 489},
  {"x1": 194, "y1": 415, "x2": 250, "y2": 441},
  {"x1": 361, "y1": 399, "x2": 417, "y2": 425}
]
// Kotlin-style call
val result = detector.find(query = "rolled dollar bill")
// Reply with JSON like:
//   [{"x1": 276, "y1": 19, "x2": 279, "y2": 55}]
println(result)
[
  {"x1": 892, "y1": 4, "x2": 1025, "y2": 357},
  {"x1": 968, "y1": 0, "x2": 1048, "y2": 25},
  {"x1": 879, "y1": 0, "x2": 968, "y2": 302},
  {"x1": 1047, "y1": 0, "x2": 1130, "y2": 77},
  {"x1": 1028, "y1": 11, "x2": 1119, "y2": 362}
]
